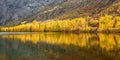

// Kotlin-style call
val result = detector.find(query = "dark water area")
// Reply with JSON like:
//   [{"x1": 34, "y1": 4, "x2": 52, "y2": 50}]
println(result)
[{"x1": 0, "y1": 32, "x2": 120, "y2": 60}]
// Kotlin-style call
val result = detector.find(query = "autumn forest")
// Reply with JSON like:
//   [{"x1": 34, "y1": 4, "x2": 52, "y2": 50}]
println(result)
[
  {"x1": 0, "y1": 14, "x2": 120, "y2": 33},
  {"x1": 0, "y1": 1, "x2": 120, "y2": 33}
]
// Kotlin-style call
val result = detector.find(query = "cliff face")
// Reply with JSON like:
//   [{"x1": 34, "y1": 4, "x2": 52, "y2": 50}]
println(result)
[
  {"x1": 0, "y1": 0, "x2": 118, "y2": 26},
  {"x1": 0, "y1": 0, "x2": 66, "y2": 25}
]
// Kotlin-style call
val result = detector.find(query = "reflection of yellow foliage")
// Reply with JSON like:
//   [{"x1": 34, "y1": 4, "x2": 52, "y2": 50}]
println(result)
[
  {"x1": 98, "y1": 34, "x2": 116, "y2": 51},
  {"x1": 1, "y1": 33, "x2": 120, "y2": 51},
  {"x1": 115, "y1": 35, "x2": 120, "y2": 48}
]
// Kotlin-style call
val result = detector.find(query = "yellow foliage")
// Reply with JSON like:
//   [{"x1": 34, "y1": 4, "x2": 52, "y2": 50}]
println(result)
[
  {"x1": 114, "y1": 16, "x2": 120, "y2": 29},
  {"x1": 99, "y1": 15, "x2": 114, "y2": 32},
  {"x1": 117, "y1": 6, "x2": 120, "y2": 13},
  {"x1": 0, "y1": 15, "x2": 120, "y2": 33}
]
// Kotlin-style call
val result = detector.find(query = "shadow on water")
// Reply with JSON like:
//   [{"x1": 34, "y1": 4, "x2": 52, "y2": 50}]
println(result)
[{"x1": 0, "y1": 32, "x2": 120, "y2": 60}]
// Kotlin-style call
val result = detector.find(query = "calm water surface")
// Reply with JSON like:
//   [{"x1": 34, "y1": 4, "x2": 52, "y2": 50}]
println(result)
[{"x1": 0, "y1": 32, "x2": 120, "y2": 60}]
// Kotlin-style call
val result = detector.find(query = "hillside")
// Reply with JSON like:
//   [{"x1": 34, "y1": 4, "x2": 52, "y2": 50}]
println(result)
[
  {"x1": 100, "y1": 0, "x2": 120, "y2": 16},
  {"x1": 0, "y1": 0, "x2": 66, "y2": 26},
  {"x1": 1, "y1": 0, "x2": 118, "y2": 26},
  {"x1": 1, "y1": 0, "x2": 120, "y2": 33}
]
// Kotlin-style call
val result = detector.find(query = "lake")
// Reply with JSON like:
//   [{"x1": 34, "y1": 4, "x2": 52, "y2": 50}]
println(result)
[{"x1": 0, "y1": 32, "x2": 120, "y2": 60}]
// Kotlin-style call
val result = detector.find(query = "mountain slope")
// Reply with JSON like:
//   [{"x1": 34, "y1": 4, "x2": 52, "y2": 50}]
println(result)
[
  {"x1": 1, "y1": 0, "x2": 119, "y2": 26},
  {"x1": 100, "y1": 0, "x2": 120, "y2": 16},
  {"x1": 0, "y1": 0, "x2": 66, "y2": 26},
  {"x1": 31, "y1": 0, "x2": 117, "y2": 20},
  {"x1": 1, "y1": 0, "x2": 120, "y2": 33}
]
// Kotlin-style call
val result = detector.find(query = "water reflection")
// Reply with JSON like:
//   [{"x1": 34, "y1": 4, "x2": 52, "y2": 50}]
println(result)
[{"x1": 0, "y1": 32, "x2": 120, "y2": 60}]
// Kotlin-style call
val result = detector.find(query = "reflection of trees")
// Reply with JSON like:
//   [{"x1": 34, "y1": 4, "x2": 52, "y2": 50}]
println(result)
[
  {"x1": 98, "y1": 34, "x2": 120, "y2": 51},
  {"x1": 0, "y1": 33, "x2": 120, "y2": 60},
  {"x1": 0, "y1": 38, "x2": 65, "y2": 60},
  {"x1": 1, "y1": 33, "x2": 120, "y2": 51}
]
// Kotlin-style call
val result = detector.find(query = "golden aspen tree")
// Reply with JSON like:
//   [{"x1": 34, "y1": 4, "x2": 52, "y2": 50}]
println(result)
[
  {"x1": 31, "y1": 20, "x2": 39, "y2": 32},
  {"x1": 114, "y1": 16, "x2": 120, "y2": 29},
  {"x1": 99, "y1": 15, "x2": 114, "y2": 32}
]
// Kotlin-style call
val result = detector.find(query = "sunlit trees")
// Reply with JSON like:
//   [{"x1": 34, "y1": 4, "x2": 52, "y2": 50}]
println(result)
[
  {"x1": 60, "y1": 20, "x2": 71, "y2": 31},
  {"x1": 0, "y1": 28, "x2": 7, "y2": 32},
  {"x1": 44, "y1": 20, "x2": 61, "y2": 32},
  {"x1": 71, "y1": 17, "x2": 90, "y2": 32},
  {"x1": 31, "y1": 20, "x2": 40, "y2": 32},
  {"x1": 7, "y1": 27, "x2": 14, "y2": 32},
  {"x1": 99, "y1": 15, "x2": 114, "y2": 32},
  {"x1": 0, "y1": 15, "x2": 120, "y2": 33},
  {"x1": 114, "y1": 16, "x2": 120, "y2": 29},
  {"x1": 39, "y1": 23, "x2": 45, "y2": 32},
  {"x1": 89, "y1": 19, "x2": 98, "y2": 27},
  {"x1": 55, "y1": 21, "x2": 61, "y2": 31}
]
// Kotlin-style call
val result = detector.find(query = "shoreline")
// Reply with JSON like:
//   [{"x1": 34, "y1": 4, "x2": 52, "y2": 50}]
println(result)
[{"x1": 0, "y1": 31, "x2": 120, "y2": 34}]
